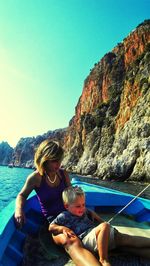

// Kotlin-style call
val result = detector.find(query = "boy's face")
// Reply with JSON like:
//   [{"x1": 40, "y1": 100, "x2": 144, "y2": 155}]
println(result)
[{"x1": 65, "y1": 195, "x2": 86, "y2": 217}]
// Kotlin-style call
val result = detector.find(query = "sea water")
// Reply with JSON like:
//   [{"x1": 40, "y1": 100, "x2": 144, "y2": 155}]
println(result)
[
  {"x1": 0, "y1": 166, "x2": 32, "y2": 211},
  {"x1": 0, "y1": 166, "x2": 149, "y2": 212}
]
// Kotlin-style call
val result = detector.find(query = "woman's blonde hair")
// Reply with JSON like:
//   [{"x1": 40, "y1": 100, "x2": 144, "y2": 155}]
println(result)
[{"x1": 34, "y1": 139, "x2": 64, "y2": 175}]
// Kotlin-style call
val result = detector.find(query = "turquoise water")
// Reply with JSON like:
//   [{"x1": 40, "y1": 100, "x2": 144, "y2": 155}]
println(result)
[
  {"x1": 0, "y1": 166, "x2": 149, "y2": 212},
  {"x1": 0, "y1": 166, "x2": 32, "y2": 210}
]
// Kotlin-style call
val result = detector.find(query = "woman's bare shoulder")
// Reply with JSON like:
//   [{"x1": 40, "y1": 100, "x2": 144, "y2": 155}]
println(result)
[
  {"x1": 60, "y1": 168, "x2": 71, "y2": 186},
  {"x1": 60, "y1": 168, "x2": 68, "y2": 175},
  {"x1": 27, "y1": 170, "x2": 42, "y2": 186}
]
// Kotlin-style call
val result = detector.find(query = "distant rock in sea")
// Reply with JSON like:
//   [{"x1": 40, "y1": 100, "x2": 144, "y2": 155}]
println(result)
[{"x1": 0, "y1": 142, "x2": 13, "y2": 165}]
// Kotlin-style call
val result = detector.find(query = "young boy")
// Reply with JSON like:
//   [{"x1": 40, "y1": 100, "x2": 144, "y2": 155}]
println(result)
[{"x1": 49, "y1": 186, "x2": 113, "y2": 266}]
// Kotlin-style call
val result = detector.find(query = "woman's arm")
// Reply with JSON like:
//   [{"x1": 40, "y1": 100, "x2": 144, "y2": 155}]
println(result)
[
  {"x1": 15, "y1": 171, "x2": 40, "y2": 227},
  {"x1": 63, "y1": 169, "x2": 72, "y2": 187}
]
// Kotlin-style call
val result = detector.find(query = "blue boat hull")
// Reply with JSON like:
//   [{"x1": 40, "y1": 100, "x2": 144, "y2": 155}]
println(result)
[{"x1": 0, "y1": 181, "x2": 150, "y2": 265}]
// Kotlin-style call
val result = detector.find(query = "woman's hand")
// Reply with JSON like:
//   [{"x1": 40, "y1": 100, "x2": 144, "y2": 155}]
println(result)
[{"x1": 14, "y1": 208, "x2": 26, "y2": 228}]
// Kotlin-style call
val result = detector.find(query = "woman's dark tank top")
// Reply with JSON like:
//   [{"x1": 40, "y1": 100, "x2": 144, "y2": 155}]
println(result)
[{"x1": 35, "y1": 169, "x2": 67, "y2": 218}]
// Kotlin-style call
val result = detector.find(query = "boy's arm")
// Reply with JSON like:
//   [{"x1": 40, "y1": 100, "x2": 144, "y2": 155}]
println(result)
[
  {"x1": 87, "y1": 209, "x2": 104, "y2": 223},
  {"x1": 49, "y1": 212, "x2": 76, "y2": 237},
  {"x1": 49, "y1": 223, "x2": 66, "y2": 234},
  {"x1": 49, "y1": 223, "x2": 75, "y2": 237}
]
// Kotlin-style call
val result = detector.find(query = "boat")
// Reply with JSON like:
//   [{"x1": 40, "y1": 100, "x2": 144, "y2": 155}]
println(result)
[
  {"x1": 8, "y1": 163, "x2": 14, "y2": 168},
  {"x1": 0, "y1": 180, "x2": 150, "y2": 266}
]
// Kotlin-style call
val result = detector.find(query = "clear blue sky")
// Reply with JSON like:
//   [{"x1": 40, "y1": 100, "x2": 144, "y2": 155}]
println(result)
[{"x1": 0, "y1": 0, "x2": 149, "y2": 147}]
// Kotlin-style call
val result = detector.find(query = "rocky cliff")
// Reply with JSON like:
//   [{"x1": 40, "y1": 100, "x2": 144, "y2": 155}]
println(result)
[
  {"x1": 62, "y1": 20, "x2": 150, "y2": 182},
  {"x1": 11, "y1": 128, "x2": 67, "y2": 168},
  {"x1": 1, "y1": 20, "x2": 149, "y2": 182},
  {"x1": 0, "y1": 142, "x2": 13, "y2": 165}
]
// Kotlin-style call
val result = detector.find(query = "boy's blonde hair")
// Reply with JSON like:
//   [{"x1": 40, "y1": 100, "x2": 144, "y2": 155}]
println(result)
[
  {"x1": 34, "y1": 139, "x2": 64, "y2": 175},
  {"x1": 62, "y1": 186, "x2": 85, "y2": 205}
]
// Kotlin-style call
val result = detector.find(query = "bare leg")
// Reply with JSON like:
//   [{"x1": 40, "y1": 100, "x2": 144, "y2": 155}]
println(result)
[
  {"x1": 52, "y1": 233, "x2": 101, "y2": 266},
  {"x1": 118, "y1": 246, "x2": 150, "y2": 259},
  {"x1": 95, "y1": 222, "x2": 111, "y2": 266},
  {"x1": 115, "y1": 231, "x2": 150, "y2": 258},
  {"x1": 115, "y1": 231, "x2": 150, "y2": 247}
]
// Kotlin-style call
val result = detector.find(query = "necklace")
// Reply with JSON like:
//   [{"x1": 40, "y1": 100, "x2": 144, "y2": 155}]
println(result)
[{"x1": 45, "y1": 172, "x2": 57, "y2": 184}]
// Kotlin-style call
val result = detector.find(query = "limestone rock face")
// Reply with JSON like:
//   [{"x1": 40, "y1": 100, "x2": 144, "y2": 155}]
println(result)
[
  {"x1": 2, "y1": 20, "x2": 150, "y2": 182},
  {"x1": 62, "y1": 20, "x2": 150, "y2": 182},
  {"x1": 12, "y1": 129, "x2": 67, "y2": 168}
]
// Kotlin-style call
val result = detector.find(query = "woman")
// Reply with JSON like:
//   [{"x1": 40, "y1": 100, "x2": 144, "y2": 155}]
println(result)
[{"x1": 14, "y1": 139, "x2": 101, "y2": 266}]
